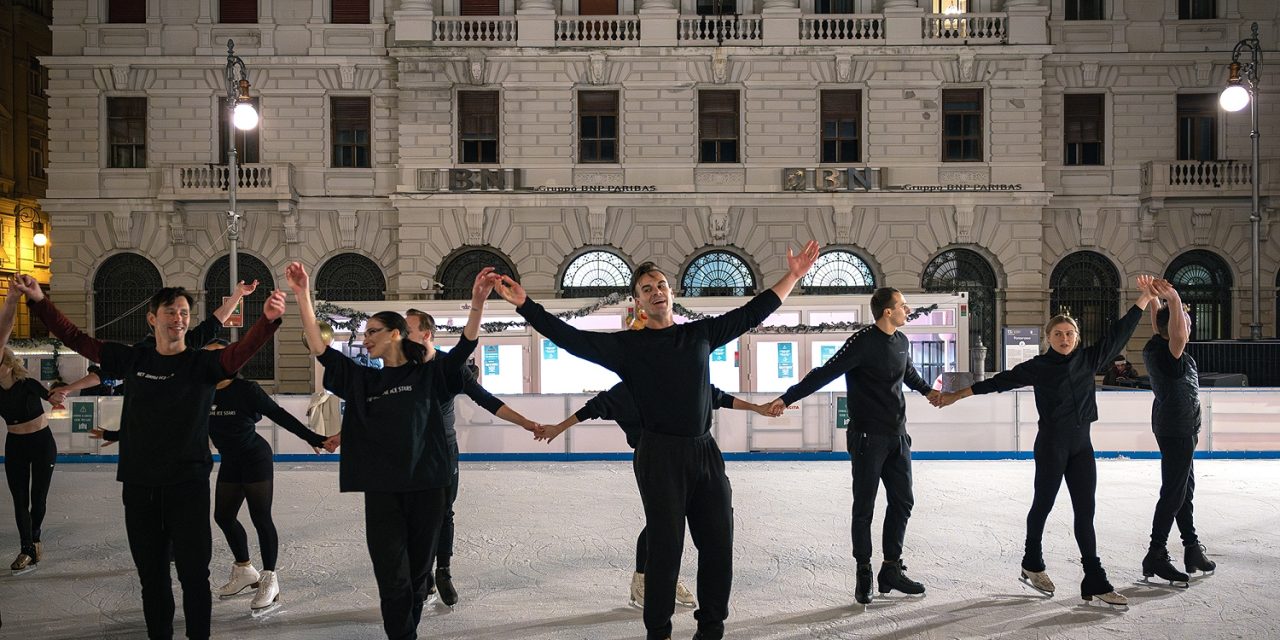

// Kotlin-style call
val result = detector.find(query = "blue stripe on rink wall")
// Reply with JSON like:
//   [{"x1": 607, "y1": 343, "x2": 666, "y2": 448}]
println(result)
[{"x1": 25, "y1": 450, "x2": 1280, "y2": 464}]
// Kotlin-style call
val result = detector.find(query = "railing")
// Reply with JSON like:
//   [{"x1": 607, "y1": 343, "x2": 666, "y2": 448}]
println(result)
[
  {"x1": 1139, "y1": 159, "x2": 1280, "y2": 200},
  {"x1": 555, "y1": 16, "x2": 641, "y2": 43},
  {"x1": 433, "y1": 16, "x2": 518, "y2": 44},
  {"x1": 166, "y1": 163, "x2": 293, "y2": 200},
  {"x1": 1165, "y1": 160, "x2": 1252, "y2": 189},
  {"x1": 921, "y1": 13, "x2": 1007, "y2": 42},
  {"x1": 678, "y1": 15, "x2": 763, "y2": 43},
  {"x1": 799, "y1": 15, "x2": 884, "y2": 41}
]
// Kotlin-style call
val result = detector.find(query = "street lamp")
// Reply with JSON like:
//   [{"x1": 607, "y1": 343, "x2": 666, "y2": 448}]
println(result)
[
  {"x1": 1219, "y1": 22, "x2": 1263, "y2": 340},
  {"x1": 13, "y1": 205, "x2": 47, "y2": 276},
  {"x1": 224, "y1": 39, "x2": 258, "y2": 340}
]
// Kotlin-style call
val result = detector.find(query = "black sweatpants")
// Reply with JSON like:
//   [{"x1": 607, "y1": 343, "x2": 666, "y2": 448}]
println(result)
[
  {"x1": 848, "y1": 431, "x2": 914, "y2": 564},
  {"x1": 1150, "y1": 435, "x2": 1200, "y2": 549},
  {"x1": 5, "y1": 428, "x2": 56, "y2": 549},
  {"x1": 365, "y1": 489, "x2": 448, "y2": 640},
  {"x1": 634, "y1": 430, "x2": 731, "y2": 640},
  {"x1": 434, "y1": 444, "x2": 461, "y2": 569},
  {"x1": 121, "y1": 477, "x2": 212, "y2": 640},
  {"x1": 1023, "y1": 428, "x2": 1098, "y2": 570},
  {"x1": 636, "y1": 526, "x2": 648, "y2": 573}
]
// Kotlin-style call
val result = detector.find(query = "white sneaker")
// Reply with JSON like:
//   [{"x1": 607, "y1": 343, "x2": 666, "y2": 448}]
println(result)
[
  {"x1": 217, "y1": 562, "x2": 260, "y2": 598},
  {"x1": 674, "y1": 579, "x2": 696, "y2": 607},
  {"x1": 629, "y1": 571, "x2": 644, "y2": 608},
  {"x1": 251, "y1": 570, "x2": 280, "y2": 611}
]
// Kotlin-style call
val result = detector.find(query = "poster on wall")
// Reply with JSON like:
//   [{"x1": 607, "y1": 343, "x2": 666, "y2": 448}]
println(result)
[
  {"x1": 1003, "y1": 326, "x2": 1041, "y2": 369},
  {"x1": 71, "y1": 401, "x2": 96, "y2": 433},
  {"x1": 777, "y1": 342, "x2": 794, "y2": 378},
  {"x1": 40, "y1": 359, "x2": 58, "y2": 381},
  {"x1": 542, "y1": 339, "x2": 558, "y2": 360},
  {"x1": 482, "y1": 345, "x2": 500, "y2": 375}
]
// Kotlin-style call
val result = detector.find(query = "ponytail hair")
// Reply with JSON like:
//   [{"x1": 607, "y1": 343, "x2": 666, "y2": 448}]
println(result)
[{"x1": 370, "y1": 311, "x2": 428, "y2": 364}]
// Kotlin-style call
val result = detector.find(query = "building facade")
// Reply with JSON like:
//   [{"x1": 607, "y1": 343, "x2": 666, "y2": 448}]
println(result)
[{"x1": 39, "y1": 0, "x2": 1280, "y2": 391}]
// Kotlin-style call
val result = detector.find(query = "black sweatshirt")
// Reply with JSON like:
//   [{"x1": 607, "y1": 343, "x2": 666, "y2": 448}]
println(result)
[
  {"x1": 972, "y1": 306, "x2": 1144, "y2": 432},
  {"x1": 318, "y1": 337, "x2": 477, "y2": 493},
  {"x1": 779, "y1": 326, "x2": 932, "y2": 436},
  {"x1": 208, "y1": 378, "x2": 327, "y2": 455},
  {"x1": 0, "y1": 378, "x2": 51, "y2": 424},
  {"x1": 29, "y1": 297, "x2": 280, "y2": 486},
  {"x1": 1142, "y1": 335, "x2": 1201, "y2": 436},
  {"x1": 518, "y1": 290, "x2": 780, "y2": 438},
  {"x1": 575, "y1": 382, "x2": 738, "y2": 448}
]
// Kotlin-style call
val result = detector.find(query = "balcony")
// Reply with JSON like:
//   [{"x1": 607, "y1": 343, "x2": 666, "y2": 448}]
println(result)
[
  {"x1": 678, "y1": 15, "x2": 763, "y2": 44},
  {"x1": 161, "y1": 164, "x2": 296, "y2": 201},
  {"x1": 555, "y1": 16, "x2": 641, "y2": 44},
  {"x1": 799, "y1": 15, "x2": 884, "y2": 42},
  {"x1": 433, "y1": 16, "x2": 518, "y2": 44},
  {"x1": 1140, "y1": 159, "x2": 1280, "y2": 201},
  {"x1": 921, "y1": 13, "x2": 1007, "y2": 43}
]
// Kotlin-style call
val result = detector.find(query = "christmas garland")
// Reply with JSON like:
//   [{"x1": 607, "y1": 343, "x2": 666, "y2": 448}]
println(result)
[{"x1": 8, "y1": 338, "x2": 70, "y2": 387}]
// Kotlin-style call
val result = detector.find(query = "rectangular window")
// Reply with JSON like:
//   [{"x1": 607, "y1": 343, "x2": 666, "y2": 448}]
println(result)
[
  {"x1": 28, "y1": 57, "x2": 44, "y2": 99},
  {"x1": 699, "y1": 90, "x2": 740, "y2": 163},
  {"x1": 219, "y1": 98, "x2": 261, "y2": 165},
  {"x1": 1178, "y1": 0, "x2": 1216, "y2": 20},
  {"x1": 697, "y1": 0, "x2": 736, "y2": 16},
  {"x1": 220, "y1": 0, "x2": 258, "y2": 24},
  {"x1": 460, "y1": 0, "x2": 499, "y2": 16},
  {"x1": 1064, "y1": 0, "x2": 1104, "y2": 20},
  {"x1": 459, "y1": 91, "x2": 499, "y2": 164},
  {"x1": 579, "y1": 0, "x2": 618, "y2": 15},
  {"x1": 331, "y1": 97, "x2": 371, "y2": 168},
  {"x1": 1176, "y1": 94, "x2": 1217, "y2": 162},
  {"x1": 932, "y1": 0, "x2": 967, "y2": 12},
  {"x1": 107, "y1": 0, "x2": 146, "y2": 23},
  {"x1": 815, "y1": 0, "x2": 855, "y2": 13},
  {"x1": 942, "y1": 89, "x2": 983, "y2": 162},
  {"x1": 331, "y1": 0, "x2": 370, "y2": 24},
  {"x1": 28, "y1": 135, "x2": 45, "y2": 179},
  {"x1": 820, "y1": 90, "x2": 861, "y2": 163},
  {"x1": 107, "y1": 97, "x2": 147, "y2": 168},
  {"x1": 579, "y1": 91, "x2": 619, "y2": 164},
  {"x1": 1063, "y1": 93, "x2": 1104, "y2": 166}
]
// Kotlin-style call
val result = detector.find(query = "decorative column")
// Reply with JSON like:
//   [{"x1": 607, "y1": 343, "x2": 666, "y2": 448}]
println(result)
[
  {"x1": 517, "y1": 0, "x2": 556, "y2": 47},
  {"x1": 394, "y1": 0, "x2": 436, "y2": 43},
  {"x1": 762, "y1": 0, "x2": 800, "y2": 47},
  {"x1": 882, "y1": 0, "x2": 923, "y2": 46},
  {"x1": 639, "y1": 0, "x2": 678, "y2": 47},
  {"x1": 1004, "y1": 0, "x2": 1049, "y2": 45}
]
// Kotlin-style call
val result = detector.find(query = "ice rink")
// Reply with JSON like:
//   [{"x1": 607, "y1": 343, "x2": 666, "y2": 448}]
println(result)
[{"x1": 1, "y1": 459, "x2": 1277, "y2": 639}]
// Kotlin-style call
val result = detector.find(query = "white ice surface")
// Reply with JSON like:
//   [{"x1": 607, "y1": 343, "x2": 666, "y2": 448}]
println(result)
[{"x1": 1, "y1": 460, "x2": 1277, "y2": 639}]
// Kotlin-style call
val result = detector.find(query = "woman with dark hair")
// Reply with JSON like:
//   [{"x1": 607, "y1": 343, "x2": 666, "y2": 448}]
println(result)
[
  {"x1": 936, "y1": 275, "x2": 1158, "y2": 607},
  {"x1": 287, "y1": 261, "x2": 496, "y2": 640}
]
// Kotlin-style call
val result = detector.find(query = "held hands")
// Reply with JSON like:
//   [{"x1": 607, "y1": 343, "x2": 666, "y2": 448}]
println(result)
[
  {"x1": 236, "y1": 279, "x2": 260, "y2": 297},
  {"x1": 931, "y1": 391, "x2": 962, "y2": 408},
  {"x1": 1135, "y1": 274, "x2": 1157, "y2": 308},
  {"x1": 471, "y1": 267, "x2": 500, "y2": 304},
  {"x1": 12, "y1": 274, "x2": 43, "y2": 302},
  {"x1": 787, "y1": 241, "x2": 822, "y2": 280},
  {"x1": 1151, "y1": 278, "x2": 1179, "y2": 302},
  {"x1": 284, "y1": 262, "x2": 310, "y2": 294},
  {"x1": 534, "y1": 420, "x2": 571, "y2": 443},
  {"x1": 317, "y1": 433, "x2": 341, "y2": 453},
  {"x1": 494, "y1": 275, "x2": 528, "y2": 308},
  {"x1": 748, "y1": 402, "x2": 774, "y2": 417},
  {"x1": 48, "y1": 389, "x2": 69, "y2": 406},
  {"x1": 765, "y1": 398, "x2": 789, "y2": 417},
  {"x1": 262, "y1": 290, "x2": 287, "y2": 321}
]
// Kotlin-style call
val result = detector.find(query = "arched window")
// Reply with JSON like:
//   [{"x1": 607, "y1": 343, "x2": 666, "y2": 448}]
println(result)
[
  {"x1": 205, "y1": 254, "x2": 275, "y2": 380},
  {"x1": 1049, "y1": 251, "x2": 1120, "y2": 350},
  {"x1": 436, "y1": 247, "x2": 518, "y2": 300},
  {"x1": 1166, "y1": 250, "x2": 1233, "y2": 340},
  {"x1": 316, "y1": 253, "x2": 386, "y2": 301},
  {"x1": 561, "y1": 250, "x2": 631, "y2": 299},
  {"x1": 802, "y1": 249, "x2": 876, "y2": 295},
  {"x1": 681, "y1": 250, "x2": 756, "y2": 297},
  {"x1": 922, "y1": 248, "x2": 998, "y2": 372},
  {"x1": 94, "y1": 253, "x2": 163, "y2": 345}
]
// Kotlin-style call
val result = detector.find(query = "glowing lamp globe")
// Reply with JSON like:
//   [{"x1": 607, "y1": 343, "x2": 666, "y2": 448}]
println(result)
[
  {"x1": 1219, "y1": 85, "x2": 1250, "y2": 112},
  {"x1": 232, "y1": 102, "x2": 259, "y2": 130}
]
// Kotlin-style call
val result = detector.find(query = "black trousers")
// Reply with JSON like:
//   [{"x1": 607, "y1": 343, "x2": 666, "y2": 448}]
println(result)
[
  {"x1": 848, "y1": 431, "x2": 914, "y2": 564},
  {"x1": 1150, "y1": 434, "x2": 1200, "y2": 549},
  {"x1": 634, "y1": 431, "x2": 731, "y2": 640},
  {"x1": 5, "y1": 428, "x2": 56, "y2": 549},
  {"x1": 636, "y1": 526, "x2": 648, "y2": 573},
  {"x1": 121, "y1": 478, "x2": 212, "y2": 640},
  {"x1": 1023, "y1": 429, "x2": 1097, "y2": 569},
  {"x1": 434, "y1": 443, "x2": 461, "y2": 569},
  {"x1": 365, "y1": 489, "x2": 448, "y2": 640}
]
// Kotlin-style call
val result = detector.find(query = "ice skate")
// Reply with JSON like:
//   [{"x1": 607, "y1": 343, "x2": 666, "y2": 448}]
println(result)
[
  {"x1": 1184, "y1": 543, "x2": 1216, "y2": 576},
  {"x1": 33, "y1": 541, "x2": 42, "y2": 563},
  {"x1": 10, "y1": 549, "x2": 37, "y2": 576},
  {"x1": 1019, "y1": 567, "x2": 1055, "y2": 596},
  {"x1": 250, "y1": 570, "x2": 281, "y2": 617},
  {"x1": 674, "y1": 578, "x2": 696, "y2": 608},
  {"x1": 629, "y1": 571, "x2": 644, "y2": 609},
  {"x1": 1081, "y1": 558, "x2": 1127, "y2": 610},
  {"x1": 1141, "y1": 548, "x2": 1189, "y2": 588},
  {"x1": 854, "y1": 562, "x2": 873, "y2": 605},
  {"x1": 877, "y1": 560, "x2": 925, "y2": 597},
  {"x1": 435, "y1": 567, "x2": 458, "y2": 607},
  {"x1": 216, "y1": 562, "x2": 261, "y2": 598}
]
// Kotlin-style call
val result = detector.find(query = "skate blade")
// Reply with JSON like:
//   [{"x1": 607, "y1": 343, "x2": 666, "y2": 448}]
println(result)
[
  {"x1": 629, "y1": 598, "x2": 644, "y2": 610},
  {"x1": 250, "y1": 602, "x2": 283, "y2": 619},
  {"x1": 10, "y1": 566, "x2": 37, "y2": 577},
  {"x1": 1013, "y1": 576, "x2": 1054, "y2": 593},
  {"x1": 1081, "y1": 597, "x2": 1128, "y2": 611},
  {"x1": 1139, "y1": 576, "x2": 1189, "y2": 589},
  {"x1": 876, "y1": 590, "x2": 926, "y2": 600},
  {"x1": 674, "y1": 599, "x2": 697, "y2": 609},
  {"x1": 1189, "y1": 569, "x2": 1215, "y2": 578}
]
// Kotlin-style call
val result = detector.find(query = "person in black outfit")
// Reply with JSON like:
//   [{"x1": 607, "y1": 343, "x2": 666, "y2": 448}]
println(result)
[
  {"x1": 543, "y1": 382, "x2": 770, "y2": 609},
  {"x1": 289, "y1": 261, "x2": 496, "y2": 640},
  {"x1": 766, "y1": 287, "x2": 939, "y2": 605},
  {"x1": 937, "y1": 275, "x2": 1158, "y2": 607},
  {"x1": 200, "y1": 341, "x2": 338, "y2": 612},
  {"x1": 18, "y1": 274, "x2": 283, "y2": 640},
  {"x1": 403, "y1": 308, "x2": 540, "y2": 607},
  {"x1": 493, "y1": 241, "x2": 820, "y2": 640},
  {"x1": 1140, "y1": 278, "x2": 1216, "y2": 583},
  {"x1": 2, "y1": 343, "x2": 67, "y2": 573}
]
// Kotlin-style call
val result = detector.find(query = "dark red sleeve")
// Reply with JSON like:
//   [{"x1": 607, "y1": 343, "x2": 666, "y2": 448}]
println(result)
[
  {"x1": 27, "y1": 298, "x2": 104, "y2": 363},
  {"x1": 218, "y1": 315, "x2": 282, "y2": 374}
]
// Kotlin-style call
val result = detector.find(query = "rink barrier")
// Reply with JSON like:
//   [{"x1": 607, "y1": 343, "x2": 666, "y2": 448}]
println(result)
[{"x1": 28, "y1": 450, "x2": 1280, "y2": 465}]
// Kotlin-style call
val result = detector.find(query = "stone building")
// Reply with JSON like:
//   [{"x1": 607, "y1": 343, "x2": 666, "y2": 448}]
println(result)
[{"x1": 37, "y1": 0, "x2": 1280, "y2": 391}]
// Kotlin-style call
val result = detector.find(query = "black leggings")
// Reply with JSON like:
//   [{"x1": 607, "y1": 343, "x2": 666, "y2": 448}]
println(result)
[
  {"x1": 1150, "y1": 435, "x2": 1199, "y2": 549},
  {"x1": 1023, "y1": 429, "x2": 1098, "y2": 570},
  {"x1": 636, "y1": 527, "x2": 647, "y2": 573},
  {"x1": 214, "y1": 479, "x2": 278, "y2": 570},
  {"x1": 5, "y1": 428, "x2": 56, "y2": 549}
]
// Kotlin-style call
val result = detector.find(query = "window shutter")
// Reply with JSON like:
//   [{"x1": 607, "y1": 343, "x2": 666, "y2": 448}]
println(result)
[{"x1": 332, "y1": 0, "x2": 370, "y2": 24}]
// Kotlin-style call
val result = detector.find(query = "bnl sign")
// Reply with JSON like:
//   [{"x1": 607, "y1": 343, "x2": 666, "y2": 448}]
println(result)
[{"x1": 782, "y1": 167, "x2": 882, "y2": 192}]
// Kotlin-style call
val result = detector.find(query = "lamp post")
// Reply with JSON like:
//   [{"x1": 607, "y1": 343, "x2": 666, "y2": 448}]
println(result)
[
  {"x1": 1219, "y1": 22, "x2": 1263, "y2": 340},
  {"x1": 13, "y1": 204, "x2": 48, "y2": 278},
  {"x1": 224, "y1": 39, "x2": 259, "y2": 340}
]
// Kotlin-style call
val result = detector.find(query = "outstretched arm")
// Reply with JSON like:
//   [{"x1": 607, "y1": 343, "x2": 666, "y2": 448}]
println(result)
[
  {"x1": 495, "y1": 275, "x2": 626, "y2": 372},
  {"x1": 286, "y1": 262, "x2": 328, "y2": 356},
  {"x1": 17, "y1": 275, "x2": 105, "y2": 363},
  {"x1": 212, "y1": 280, "x2": 258, "y2": 324},
  {"x1": 1088, "y1": 274, "x2": 1157, "y2": 371},
  {"x1": 216, "y1": 290, "x2": 284, "y2": 375},
  {"x1": 250, "y1": 383, "x2": 327, "y2": 449},
  {"x1": 769, "y1": 240, "x2": 821, "y2": 303}
]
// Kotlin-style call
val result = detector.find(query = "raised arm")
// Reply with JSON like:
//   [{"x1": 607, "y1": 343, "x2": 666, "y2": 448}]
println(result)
[
  {"x1": 17, "y1": 275, "x2": 105, "y2": 362},
  {"x1": 1087, "y1": 274, "x2": 1157, "y2": 371},
  {"x1": 495, "y1": 275, "x2": 626, "y2": 372},
  {"x1": 212, "y1": 280, "x2": 258, "y2": 324},
  {"x1": 1153, "y1": 279, "x2": 1190, "y2": 359},
  {"x1": 0, "y1": 278, "x2": 22, "y2": 352},
  {"x1": 285, "y1": 262, "x2": 328, "y2": 356},
  {"x1": 769, "y1": 240, "x2": 821, "y2": 302},
  {"x1": 217, "y1": 290, "x2": 285, "y2": 375},
  {"x1": 702, "y1": 241, "x2": 821, "y2": 349},
  {"x1": 437, "y1": 268, "x2": 500, "y2": 392}
]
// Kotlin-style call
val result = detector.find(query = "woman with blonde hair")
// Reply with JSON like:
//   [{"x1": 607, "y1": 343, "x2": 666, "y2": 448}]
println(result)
[{"x1": 936, "y1": 275, "x2": 1158, "y2": 607}]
